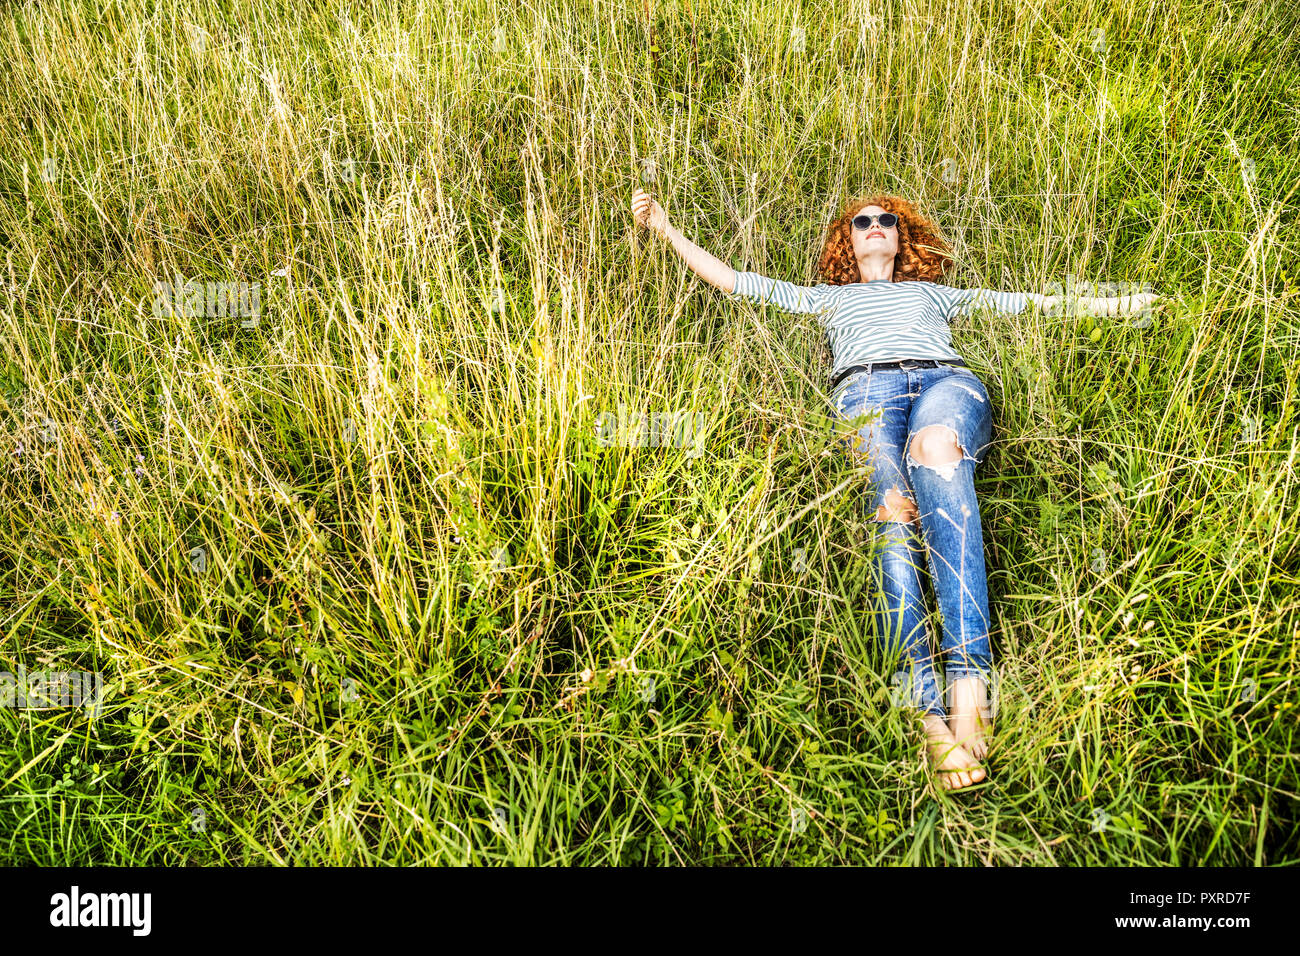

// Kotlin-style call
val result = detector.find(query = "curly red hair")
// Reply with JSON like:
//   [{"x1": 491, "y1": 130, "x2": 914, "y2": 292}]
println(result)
[{"x1": 815, "y1": 194, "x2": 954, "y2": 284}]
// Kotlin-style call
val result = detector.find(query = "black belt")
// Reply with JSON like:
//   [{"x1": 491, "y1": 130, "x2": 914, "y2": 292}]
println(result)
[{"x1": 831, "y1": 358, "x2": 965, "y2": 391}]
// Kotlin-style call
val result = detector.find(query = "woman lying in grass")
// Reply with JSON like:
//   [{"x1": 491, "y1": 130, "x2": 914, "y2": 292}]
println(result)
[{"x1": 631, "y1": 187, "x2": 1163, "y2": 792}]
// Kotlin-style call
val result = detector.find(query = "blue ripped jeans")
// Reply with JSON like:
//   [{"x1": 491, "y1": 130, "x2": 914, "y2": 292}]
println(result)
[{"x1": 831, "y1": 361, "x2": 996, "y2": 717}]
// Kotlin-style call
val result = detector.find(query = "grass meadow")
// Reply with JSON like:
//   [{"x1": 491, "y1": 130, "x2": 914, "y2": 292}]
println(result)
[{"x1": 0, "y1": 0, "x2": 1297, "y2": 864}]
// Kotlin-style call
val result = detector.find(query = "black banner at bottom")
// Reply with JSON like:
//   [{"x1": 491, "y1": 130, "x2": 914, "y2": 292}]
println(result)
[{"x1": 0, "y1": 865, "x2": 1292, "y2": 943}]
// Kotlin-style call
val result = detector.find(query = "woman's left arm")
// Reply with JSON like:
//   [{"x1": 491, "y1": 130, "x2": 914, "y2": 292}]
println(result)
[
  {"x1": 1081, "y1": 291, "x2": 1164, "y2": 317},
  {"x1": 1026, "y1": 290, "x2": 1164, "y2": 316},
  {"x1": 941, "y1": 285, "x2": 1166, "y2": 319}
]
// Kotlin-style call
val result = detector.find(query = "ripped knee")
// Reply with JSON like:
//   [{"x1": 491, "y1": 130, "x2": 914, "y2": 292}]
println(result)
[
  {"x1": 906, "y1": 424, "x2": 974, "y2": 481},
  {"x1": 874, "y1": 486, "x2": 919, "y2": 523}
]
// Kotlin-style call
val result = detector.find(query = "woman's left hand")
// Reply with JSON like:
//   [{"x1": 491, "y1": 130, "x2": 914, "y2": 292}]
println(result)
[{"x1": 1124, "y1": 291, "x2": 1170, "y2": 316}]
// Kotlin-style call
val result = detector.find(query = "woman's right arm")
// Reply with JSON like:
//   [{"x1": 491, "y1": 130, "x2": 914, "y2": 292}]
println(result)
[
  {"x1": 631, "y1": 188, "x2": 833, "y2": 315},
  {"x1": 632, "y1": 188, "x2": 736, "y2": 293}
]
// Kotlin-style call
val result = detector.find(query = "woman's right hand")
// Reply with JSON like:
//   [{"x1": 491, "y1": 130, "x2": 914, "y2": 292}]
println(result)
[{"x1": 631, "y1": 188, "x2": 670, "y2": 239}]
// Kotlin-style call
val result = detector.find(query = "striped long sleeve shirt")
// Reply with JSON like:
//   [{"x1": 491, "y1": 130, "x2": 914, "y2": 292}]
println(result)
[{"x1": 725, "y1": 270, "x2": 1032, "y2": 380}]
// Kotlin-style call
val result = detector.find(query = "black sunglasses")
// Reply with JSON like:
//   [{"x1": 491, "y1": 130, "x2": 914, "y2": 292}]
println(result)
[{"x1": 852, "y1": 212, "x2": 898, "y2": 230}]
